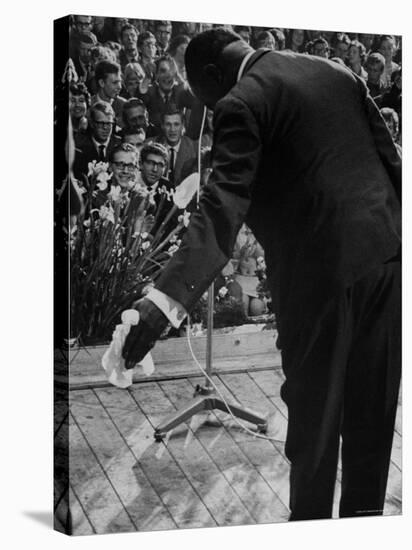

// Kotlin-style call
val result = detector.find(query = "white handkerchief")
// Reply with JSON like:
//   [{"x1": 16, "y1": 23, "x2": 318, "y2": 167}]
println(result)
[{"x1": 101, "y1": 310, "x2": 155, "y2": 388}]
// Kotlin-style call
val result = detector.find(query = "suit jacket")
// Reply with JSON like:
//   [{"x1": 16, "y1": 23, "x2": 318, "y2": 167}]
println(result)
[
  {"x1": 139, "y1": 83, "x2": 194, "y2": 130},
  {"x1": 154, "y1": 135, "x2": 198, "y2": 186},
  {"x1": 156, "y1": 50, "x2": 401, "y2": 329},
  {"x1": 73, "y1": 131, "x2": 121, "y2": 183}
]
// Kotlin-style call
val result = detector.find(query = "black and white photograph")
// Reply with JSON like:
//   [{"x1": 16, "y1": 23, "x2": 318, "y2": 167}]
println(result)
[
  {"x1": 2, "y1": 1, "x2": 409, "y2": 549},
  {"x1": 53, "y1": 10, "x2": 403, "y2": 536}
]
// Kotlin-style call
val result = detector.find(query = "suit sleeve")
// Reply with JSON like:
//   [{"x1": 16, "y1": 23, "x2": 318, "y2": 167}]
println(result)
[
  {"x1": 356, "y1": 75, "x2": 402, "y2": 203},
  {"x1": 155, "y1": 96, "x2": 262, "y2": 311}
]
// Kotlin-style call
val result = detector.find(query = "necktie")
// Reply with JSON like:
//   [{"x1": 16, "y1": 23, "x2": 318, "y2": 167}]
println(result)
[
  {"x1": 169, "y1": 147, "x2": 175, "y2": 184},
  {"x1": 98, "y1": 145, "x2": 105, "y2": 162}
]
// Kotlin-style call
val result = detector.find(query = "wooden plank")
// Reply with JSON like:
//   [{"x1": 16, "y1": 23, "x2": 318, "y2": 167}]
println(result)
[
  {"x1": 70, "y1": 389, "x2": 177, "y2": 532},
  {"x1": 188, "y1": 374, "x2": 291, "y2": 512},
  {"x1": 95, "y1": 385, "x2": 214, "y2": 530},
  {"x1": 183, "y1": 379, "x2": 289, "y2": 523},
  {"x1": 67, "y1": 329, "x2": 278, "y2": 366},
  {"x1": 54, "y1": 383, "x2": 69, "y2": 435},
  {"x1": 131, "y1": 381, "x2": 256, "y2": 527},
  {"x1": 54, "y1": 414, "x2": 69, "y2": 510},
  {"x1": 69, "y1": 485, "x2": 95, "y2": 536},
  {"x1": 68, "y1": 354, "x2": 281, "y2": 389},
  {"x1": 162, "y1": 378, "x2": 290, "y2": 523},
  {"x1": 384, "y1": 460, "x2": 402, "y2": 516},
  {"x1": 69, "y1": 413, "x2": 136, "y2": 534}
]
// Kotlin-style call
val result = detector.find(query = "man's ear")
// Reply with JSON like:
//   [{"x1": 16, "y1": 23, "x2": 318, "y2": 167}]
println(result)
[
  {"x1": 203, "y1": 63, "x2": 223, "y2": 84},
  {"x1": 97, "y1": 78, "x2": 105, "y2": 90}
]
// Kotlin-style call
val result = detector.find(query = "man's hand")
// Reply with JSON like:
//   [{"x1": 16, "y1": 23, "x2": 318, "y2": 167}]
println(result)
[{"x1": 122, "y1": 298, "x2": 169, "y2": 369}]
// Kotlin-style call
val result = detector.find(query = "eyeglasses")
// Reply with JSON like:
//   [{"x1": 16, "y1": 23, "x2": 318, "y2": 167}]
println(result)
[
  {"x1": 112, "y1": 161, "x2": 137, "y2": 171},
  {"x1": 144, "y1": 159, "x2": 166, "y2": 170},
  {"x1": 93, "y1": 120, "x2": 114, "y2": 128}
]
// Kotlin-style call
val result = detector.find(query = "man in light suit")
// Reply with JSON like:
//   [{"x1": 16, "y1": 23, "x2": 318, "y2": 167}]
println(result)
[{"x1": 122, "y1": 29, "x2": 401, "y2": 521}]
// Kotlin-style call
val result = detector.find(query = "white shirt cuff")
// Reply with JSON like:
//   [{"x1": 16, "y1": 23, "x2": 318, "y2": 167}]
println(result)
[{"x1": 146, "y1": 288, "x2": 188, "y2": 328}]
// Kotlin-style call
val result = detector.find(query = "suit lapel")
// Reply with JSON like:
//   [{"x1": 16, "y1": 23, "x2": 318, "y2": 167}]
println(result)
[{"x1": 243, "y1": 48, "x2": 272, "y2": 75}]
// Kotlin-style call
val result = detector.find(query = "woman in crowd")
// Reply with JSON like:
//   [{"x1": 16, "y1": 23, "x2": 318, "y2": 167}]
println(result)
[
  {"x1": 374, "y1": 35, "x2": 400, "y2": 89},
  {"x1": 347, "y1": 39, "x2": 368, "y2": 80},
  {"x1": 284, "y1": 28, "x2": 309, "y2": 53},
  {"x1": 69, "y1": 82, "x2": 90, "y2": 136},
  {"x1": 136, "y1": 31, "x2": 157, "y2": 84},
  {"x1": 167, "y1": 34, "x2": 191, "y2": 82}
]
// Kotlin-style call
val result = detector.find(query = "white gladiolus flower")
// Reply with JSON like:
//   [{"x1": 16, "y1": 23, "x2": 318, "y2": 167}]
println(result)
[
  {"x1": 173, "y1": 173, "x2": 200, "y2": 209},
  {"x1": 99, "y1": 205, "x2": 115, "y2": 224},
  {"x1": 168, "y1": 244, "x2": 179, "y2": 256}
]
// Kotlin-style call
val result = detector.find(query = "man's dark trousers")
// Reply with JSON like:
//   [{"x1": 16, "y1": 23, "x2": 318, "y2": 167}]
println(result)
[{"x1": 279, "y1": 259, "x2": 401, "y2": 520}]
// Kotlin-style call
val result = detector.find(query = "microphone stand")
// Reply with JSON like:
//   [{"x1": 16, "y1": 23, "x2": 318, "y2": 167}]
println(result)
[{"x1": 153, "y1": 281, "x2": 268, "y2": 441}]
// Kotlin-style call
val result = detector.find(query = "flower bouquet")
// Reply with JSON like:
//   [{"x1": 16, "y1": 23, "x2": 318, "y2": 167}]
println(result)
[{"x1": 69, "y1": 163, "x2": 198, "y2": 344}]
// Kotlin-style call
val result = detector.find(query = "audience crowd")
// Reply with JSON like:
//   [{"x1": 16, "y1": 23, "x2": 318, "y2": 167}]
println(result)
[{"x1": 63, "y1": 16, "x2": 402, "y2": 318}]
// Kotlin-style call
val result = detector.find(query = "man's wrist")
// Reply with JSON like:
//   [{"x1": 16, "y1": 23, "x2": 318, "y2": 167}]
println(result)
[{"x1": 146, "y1": 288, "x2": 188, "y2": 328}]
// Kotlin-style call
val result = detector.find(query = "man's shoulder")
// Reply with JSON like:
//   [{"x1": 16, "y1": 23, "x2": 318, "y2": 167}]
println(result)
[{"x1": 181, "y1": 135, "x2": 197, "y2": 154}]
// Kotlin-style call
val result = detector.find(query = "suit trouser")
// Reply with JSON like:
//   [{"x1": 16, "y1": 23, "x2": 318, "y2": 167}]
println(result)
[{"x1": 278, "y1": 260, "x2": 401, "y2": 520}]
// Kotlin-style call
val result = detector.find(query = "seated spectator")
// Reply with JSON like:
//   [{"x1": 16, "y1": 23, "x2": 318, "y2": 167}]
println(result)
[
  {"x1": 155, "y1": 20, "x2": 172, "y2": 57},
  {"x1": 167, "y1": 34, "x2": 190, "y2": 82},
  {"x1": 121, "y1": 63, "x2": 146, "y2": 99},
  {"x1": 139, "y1": 55, "x2": 193, "y2": 131},
  {"x1": 136, "y1": 143, "x2": 176, "y2": 235},
  {"x1": 285, "y1": 28, "x2": 308, "y2": 53},
  {"x1": 92, "y1": 16, "x2": 106, "y2": 42},
  {"x1": 365, "y1": 52, "x2": 386, "y2": 100},
  {"x1": 70, "y1": 15, "x2": 93, "y2": 51},
  {"x1": 118, "y1": 23, "x2": 139, "y2": 70},
  {"x1": 331, "y1": 32, "x2": 350, "y2": 61},
  {"x1": 154, "y1": 108, "x2": 198, "y2": 186},
  {"x1": 122, "y1": 98, "x2": 158, "y2": 139},
  {"x1": 255, "y1": 30, "x2": 277, "y2": 50},
  {"x1": 101, "y1": 17, "x2": 129, "y2": 43},
  {"x1": 374, "y1": 35, "x2": 400, "y2": 90},
  {"x1": 110, "y1": 142, "x2": 139, "y2": 191},
  {"x1": 359, "y1": 33, "x2": 374, "y2": 53},
  {"x1": 73, "y1": 102, "x2": 120, "y2": 182},
  {"x1": 380, "y1": 107, "x2": 401, "y2": 152},
  {"x1": 69, "y1": 81, "x2": 90, "y2": 136},
  {"x1": 234, "y1": 26, "x2": 252, "y2": 44},
  {"x1": 269, "y1": 28, "x2": 286, "y2": 50},
  {"x1": 71, "y1": 31, "x2": 98, "y2": 84},
  {"x1": 136, "y1": 31, "x2": 157, "y2": 84},
  {"x1": 121, "y1": 127, "x2": 146, "y2": 155},
  {"x1": 92, "y1": 60, "x2": 126, "y2": 129},
  {"x1": 347, "y1": 40, "x2": 368, "y2": 80},
  {"x1": 380, "y1": 68, "x2": 402, "y2": 124},
  {"x1": 312, "y1": 37, "x2": 329, "y2": 58},
  {"x1": 103, "y1": 41, "x2": 122, "y2": 63}
]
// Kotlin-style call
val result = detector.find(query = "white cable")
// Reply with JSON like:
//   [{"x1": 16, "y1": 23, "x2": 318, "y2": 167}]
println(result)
[{"x1": 185, "y1": 317, "x2": 282, "y2": 442}]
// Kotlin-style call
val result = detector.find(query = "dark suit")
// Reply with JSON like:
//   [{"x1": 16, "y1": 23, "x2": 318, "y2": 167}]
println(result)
[
  {"x1": 155, "y1": 50, "x2": 401, "y2": 519},
  {"x1": 73, "y1": 131, "x2": 121, "y2": 182},
  {"x1": 139, "y1": 83, "x2": 194, "y2": 130},
  {"x1": 154, "y1": 135, "x2": 198, "y2": 186}
]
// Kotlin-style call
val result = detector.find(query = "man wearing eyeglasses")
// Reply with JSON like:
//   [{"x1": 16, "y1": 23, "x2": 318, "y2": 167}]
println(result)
[
  {"x1": 73, "y1": 102, "x2": 120, "y2": 182},
  {"x1": 110, "y1": 143, "x2": 139, "y2": 191}
]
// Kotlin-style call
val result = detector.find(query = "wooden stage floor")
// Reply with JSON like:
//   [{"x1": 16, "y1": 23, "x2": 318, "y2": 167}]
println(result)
[{"x1": 55, "y1": 367, "x2": 402, "y2": 535}]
